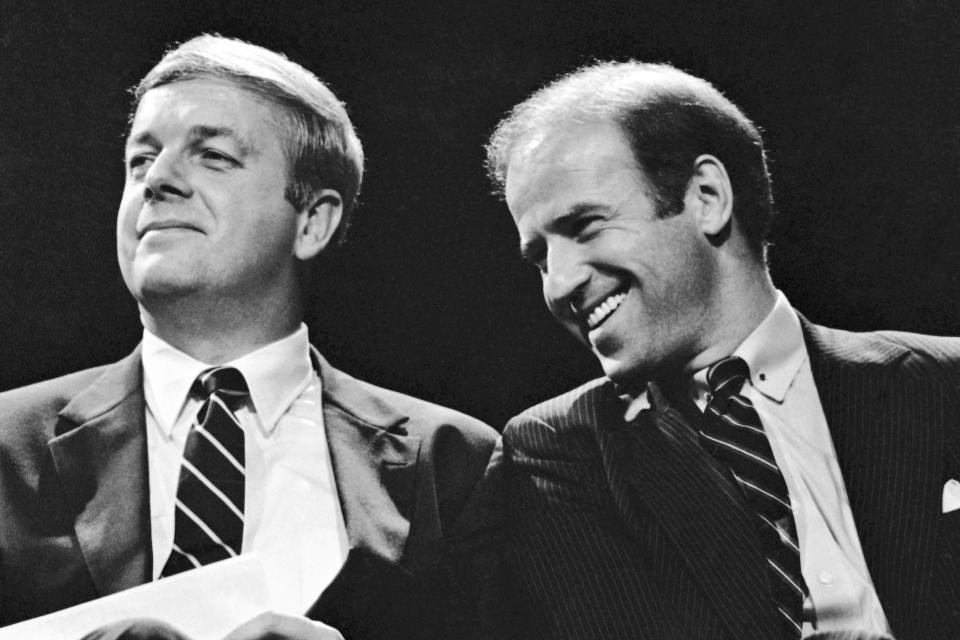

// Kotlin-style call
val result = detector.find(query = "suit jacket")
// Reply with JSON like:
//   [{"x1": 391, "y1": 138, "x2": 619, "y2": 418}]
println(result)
[
  {"x1": 503, "y1": 318, "x2": 960, "y2": 640},
  {"x1": 0, "y1": 347, "x2": 505, "y2": 640}
]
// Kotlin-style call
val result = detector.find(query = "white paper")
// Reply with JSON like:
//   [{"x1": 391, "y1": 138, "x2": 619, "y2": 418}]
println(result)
[
  {"x1": 943, "y1": 478, "x2": 960, "y2": 513},
  {"x1": 0, "y1": 554, "x2": 273, "y2": 640}
]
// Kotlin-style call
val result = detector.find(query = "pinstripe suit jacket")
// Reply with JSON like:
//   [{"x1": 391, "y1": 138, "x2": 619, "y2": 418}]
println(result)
[{"x1": 503, "y1": 319, "x2": 960, "y2": 640}]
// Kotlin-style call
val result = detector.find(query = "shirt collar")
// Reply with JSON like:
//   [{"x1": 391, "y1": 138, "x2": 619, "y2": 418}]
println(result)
[
  {"x1": 141, "y1": 324, "x2": 314, "y2": 436},
  {"x1": 693, "y1": 290, "x2": 805, "y2": 403},
  {"x1": 733, "y1": 290, "x2": 805, "y2": 402},
  {"x1": 624, "y1": 291, "x2": 805, "y2": 420},
  {"x1": 623, "y1": 390, "x2": 651, "y2": 422}
]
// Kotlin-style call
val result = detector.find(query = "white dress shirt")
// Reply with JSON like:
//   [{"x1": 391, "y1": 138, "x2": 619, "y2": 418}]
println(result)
[
  {"x1": 142, "y1": 324, "x2": 349, "y2": 614},
  {"x1": 625, "y1": 292, "x2": 890, "y2": 636}
]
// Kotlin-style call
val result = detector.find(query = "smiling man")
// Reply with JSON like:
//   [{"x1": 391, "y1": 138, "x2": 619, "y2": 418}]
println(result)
[
  {"x1": 0, "y1": 36, "x2": 503, "y2": 640},
  {"x1": 486, "y1": 61, "x2": 960, "y2": 640}
]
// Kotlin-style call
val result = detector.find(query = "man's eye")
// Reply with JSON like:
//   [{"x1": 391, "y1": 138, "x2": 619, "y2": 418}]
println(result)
[
  {"x1": 522, "y1": 245, "x2": 547, "y2": 274},
  {"x1": 529, "y1": 252, "x2": 547, "y2": 274},
  {"x1": 126, "y1": 154, "x2": 153, "y2": 177},
  {"x1": 572, "y1": 217, "x2": 601, "y2": 235},
  {"x1": 201, "y1": 149, "x2": 237, "y2": 167}
]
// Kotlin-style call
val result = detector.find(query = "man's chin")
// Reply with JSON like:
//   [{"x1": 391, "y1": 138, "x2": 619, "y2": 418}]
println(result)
[
  {"x1": 128, "y1": 271, "x2": 203, "y2": 303},
  {"x1": 596, "y1": 354, "x2": 650, "y2": 393}
]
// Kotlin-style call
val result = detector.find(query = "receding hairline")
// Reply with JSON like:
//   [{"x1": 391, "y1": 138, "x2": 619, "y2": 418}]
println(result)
[
  {"x1": 486, "y1": 61, "x2": 745, "y2": 193},
  {"x1": 495, "y1": 114, "x2": 641, "y2": 192}
]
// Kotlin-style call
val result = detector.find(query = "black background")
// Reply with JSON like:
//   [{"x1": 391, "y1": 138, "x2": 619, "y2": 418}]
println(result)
[{"x1": 2, "y1": 0, "x2": 959, "y2": 428}]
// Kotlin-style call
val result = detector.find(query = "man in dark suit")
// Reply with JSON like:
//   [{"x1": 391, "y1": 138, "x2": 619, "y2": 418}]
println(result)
[
  {"x1": 0, "y1": 35, "x2": 503, "y2": 640},
  {"x1": 485, "y1": 61, "x2": 960, "y2": 640}
]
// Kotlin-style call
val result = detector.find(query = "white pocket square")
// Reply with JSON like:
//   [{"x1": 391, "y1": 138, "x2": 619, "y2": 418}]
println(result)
[{"x1": 943, "y1": 479, "x2": 960, "y2": 513}]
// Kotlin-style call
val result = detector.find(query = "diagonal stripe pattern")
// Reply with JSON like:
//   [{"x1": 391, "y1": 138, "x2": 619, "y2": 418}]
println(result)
[
  {"x1": 161, "y1": 367, "x2": 249, "y2": 578},
  {"x1": 698, "y1": 356, "x2": 808, "y2": 638}
]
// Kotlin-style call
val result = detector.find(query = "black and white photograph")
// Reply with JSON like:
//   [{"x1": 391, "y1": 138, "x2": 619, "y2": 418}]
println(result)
[{"x1": 1, "y1": 1, "x2": 958, "y2": 638}]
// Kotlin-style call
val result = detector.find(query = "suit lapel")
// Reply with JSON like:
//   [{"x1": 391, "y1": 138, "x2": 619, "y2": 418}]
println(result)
[
  {"x1": 802, "y1": 318, "x2": 941, "y2": 633},
  {"x1": 314, "y1": 350, "x2": 421, "y2": 565},
  {"x1": 595, "y1": 382, "x2": 779, "y2": 640},
  {"x1": 307, "y1": 352, "x2": 423, "y2": 623},
  {"x1": 42, "y1": 346, "x2": 422, "y2": 606},
  {"x1": 47, "y1": 347, "x2": 152, "y2": 597}
]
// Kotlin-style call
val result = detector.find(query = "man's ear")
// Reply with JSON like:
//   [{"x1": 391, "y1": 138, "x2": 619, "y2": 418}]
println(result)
[
  {"x1": 686, "y1": 154, "x2": 733, "y2": 237},
  {"x1": 294, "y1": 189, "x2": 343, "y2": 260}
]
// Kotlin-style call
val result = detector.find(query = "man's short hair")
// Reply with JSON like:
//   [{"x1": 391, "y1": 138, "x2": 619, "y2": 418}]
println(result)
[
  {"x1": 134, "y1": 34, "x2": 364, "y2": 246},
  {"x1": 486, "y1": 61, "x2": 774, "y2": 257}
]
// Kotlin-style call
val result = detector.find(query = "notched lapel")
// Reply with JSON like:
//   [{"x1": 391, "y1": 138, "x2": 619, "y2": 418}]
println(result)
[
  {"x1": 317, "y1": 352, "x2": 421, "y2": 566},
  {"x1": 47, "y1": 348, "x2": 151, "y2": 597},
  {"x1": 323, "y1": 410, "x2": 421, "y2": 565},
  {"x1": 596, "y1": 383, "x2": 779, "y2": 640}
]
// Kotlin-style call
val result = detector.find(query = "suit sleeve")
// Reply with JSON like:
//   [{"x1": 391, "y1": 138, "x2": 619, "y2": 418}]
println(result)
[
  {"x1": 500, "y1": 409, "x2": 719, "y2": 640},
  {"x1": 501, "y1": 412, "x2": 640, "y2": 640},
  {"x1": 440, "y1": 437, "x2": 512, "y2": 639}
]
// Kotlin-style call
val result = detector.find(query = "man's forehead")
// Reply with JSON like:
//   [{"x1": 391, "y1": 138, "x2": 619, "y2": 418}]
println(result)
[
  {"x1": 504, "y1": 120, "x2": 640, "y2": 220},
  {"x1": 127, "y1": 79, "x2": 276, "y2": 148}
]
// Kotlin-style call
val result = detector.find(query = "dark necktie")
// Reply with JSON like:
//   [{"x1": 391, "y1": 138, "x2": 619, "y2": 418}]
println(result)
[
  {"x1": 161, "y1": 367, "x2": 249, "y2": 577},
  {"x1": 698, "y1": 356, "x2": 808, "y2": 638}
]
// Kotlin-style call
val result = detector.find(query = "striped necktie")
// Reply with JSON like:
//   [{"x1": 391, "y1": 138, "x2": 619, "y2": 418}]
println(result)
[
  {"x1": 161, "y1": 366, "x2": 249, "y2": 577},
  {"x1": 698, "y1": 356, "x2": 807, "y2": 638}
]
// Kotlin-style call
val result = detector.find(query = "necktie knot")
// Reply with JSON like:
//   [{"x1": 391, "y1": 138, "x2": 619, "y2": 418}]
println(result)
[
  {"x1": 193, "y1": 367, "x2": 249, "y2": 407},
  {"x1": 706, "y1": 356, "x2": 750, "y2": 399}
]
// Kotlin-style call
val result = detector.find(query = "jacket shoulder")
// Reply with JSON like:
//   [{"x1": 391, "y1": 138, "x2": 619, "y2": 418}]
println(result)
[
  {"x1": 0, "y1": 365, "x2": 114, "y2": 443},
  {"x1": 805, "y1": 321, "x2": 960, "y2": 381},
  {"x1": 503, "y1": 377, "x2": 614, "y2": 452},
  {"x1": 871, "y1": 329, "x2": 960, "y2": 365},
  {"x1": 507, "y1": 377, "x2": 611, "y2": 428}
]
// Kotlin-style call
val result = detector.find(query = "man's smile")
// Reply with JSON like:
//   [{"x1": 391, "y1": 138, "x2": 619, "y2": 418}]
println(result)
[
  {"x1": 137, "y1": 219, "x2": 203, "y2": 239},
  {"x1": 585, "y1": 289, "x2": 628, "y2": 330}
]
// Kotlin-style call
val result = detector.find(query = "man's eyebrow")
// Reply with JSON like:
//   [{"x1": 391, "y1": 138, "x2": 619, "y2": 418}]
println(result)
[
  {"x1": 188, "y1": 125, "x2": 255, "y2": 157},
  {"x1": 517, "y1": 203, "x2": 609, "y2": 264},
  {"x1": 125, "y1": 131, "x2": 159, "y2": 149},
  {"x1": 556, "y1": 202, "x2": 607, "y2": 225},
  {"x1": 545, "y1": 202, "x2": 610, "y2": 235},
  {"x1": 124, "y1": 126, "x2": 255, "y2": 157}
]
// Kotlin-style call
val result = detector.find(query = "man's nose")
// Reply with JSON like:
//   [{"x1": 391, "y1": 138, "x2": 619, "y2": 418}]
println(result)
[
  {"x1": 143, "y1": 150, "x2": 192, "y2": 201},
  {"x1": 543, "y1": 243, "x2": 590, "y2": 316}
]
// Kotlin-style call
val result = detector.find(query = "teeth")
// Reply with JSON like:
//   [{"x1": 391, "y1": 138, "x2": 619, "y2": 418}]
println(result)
[{"x1": 586, "y1": 292, "x2": 627, "y2": 329}]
